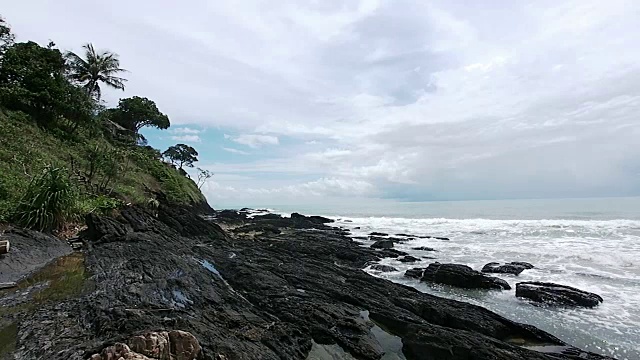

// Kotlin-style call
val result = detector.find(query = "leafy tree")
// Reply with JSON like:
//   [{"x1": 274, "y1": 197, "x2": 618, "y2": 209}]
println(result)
[
  {"x1": 0, "y1": 15, "x2": 15, "y2": 54},
  {"x1": 196, "y1": 167, "x2": 213, "y2": 189},
  {"x1": 162, "y1": 144, "x2": 198, "y2": 170},
  {"x1": 111, "y1": 96, "x2": 170, "y2": 134},
  {"x1": 65, "y1": 43, "x2": 127, "y2": 99},
  {"x1": 0, "y1": 41, "x2": 96, "y2": 128}
]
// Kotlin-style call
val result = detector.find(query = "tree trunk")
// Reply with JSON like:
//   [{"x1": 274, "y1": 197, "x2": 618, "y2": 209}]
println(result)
[{"x1": 0, "y1": 240, "x2": 9, "y2": 255}]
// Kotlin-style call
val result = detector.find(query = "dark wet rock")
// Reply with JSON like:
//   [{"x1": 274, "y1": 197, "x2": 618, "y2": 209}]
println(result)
[
  {"x1": 369, "y1": 264, "x2": 398, "y2": 272},
  {"x1": 422, "y1": 263, "x2": 511, "y2": 290},
  {"x1": 0, "y1": 228, "x2": 72, "y2": 284},
  {"x1": 369, "y1": 232, "x2": 389, "y2": 236},
  {"x1": 396, "y1": 233, "x2": 417, "y2": 237},
  {"x1": 412, "y1": 247, "x2": 437, "y2": 252},
  {"x1": 290, "y1": 212, "x2": 334, "y2": 224},
  {"x1": 370, "y1": 236, "x2": 406, "y2": 243},
  {"x1": 398, "y1": 256, "x2": 421, "y2": 263},
  {"x1": 353, "y1": 226, "x2": 361, "y2": 229},
  {"x1": 417, "y1": 235, "x2": 450, "y2": 241},
  {"x1": 214, "y1": 209, "x2": 248, "y2": 222},
  {"x1": 378, "y1": 249, "x2": 408, "y2": 257},
  {"x1": 232, "y1": 223, "x2": 281, "y2": 235},
  {"x1": 370, "y1": 240, "x2": 394, "y2": 249},
  {"x1": 511, "y1": 262, "x2": 534, "y2": 269},
  {"x1": 2, "y1": 204, "x2": 614, "y2": 360},
  {"x1": 404, "y1": 268, "x2": 426, "y2": 279},
  {"x1": 516, "y1": 282, "x2": 603, "y2": 308},
  {"x1": 254, "y1": 213, "x2": 283, "y2": 220},
  {"x1": 482, "y1": 262, "x2": 534, "y2": 275}
]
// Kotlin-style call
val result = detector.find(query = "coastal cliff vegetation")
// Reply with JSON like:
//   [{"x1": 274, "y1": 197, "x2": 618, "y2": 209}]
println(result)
[{"x1": 0, "y1": 15, "x2": 207, "y2": 231}]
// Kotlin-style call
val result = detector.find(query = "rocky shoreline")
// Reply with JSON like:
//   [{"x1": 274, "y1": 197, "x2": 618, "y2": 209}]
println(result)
[{"x1": 0, "y1": 205, "x2": 615, "y2": 359}]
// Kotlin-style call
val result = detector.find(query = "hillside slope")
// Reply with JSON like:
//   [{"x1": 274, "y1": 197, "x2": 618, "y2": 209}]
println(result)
[{"x1": 0, "y1": 110, "x2": 207, "y2": 224}]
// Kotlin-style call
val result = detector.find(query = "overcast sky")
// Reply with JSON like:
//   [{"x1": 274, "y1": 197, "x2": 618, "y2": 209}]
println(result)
[{"x1": 4, "y1": 1, "x2": 640, "y2": 207}]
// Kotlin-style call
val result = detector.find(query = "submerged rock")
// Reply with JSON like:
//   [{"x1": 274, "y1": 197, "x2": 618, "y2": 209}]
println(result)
[
  {"x1": 370, "y1": 240, "x2": 394, "y2": 249},
  {"x1": 412, "y1": 246, "x2": 437, "y2": 252},
  {"x1": 404, "y1": 268, "x2": 426, "y2": 279},
  {"x1": 516, "y1": 282, "x2": 603, "y2": 308},
  {"x1": 369, "y1": 264, "x2": 398, "y2": 272},
  {"x1": 398, "y1": 256, "x2": 421, "y2": 263},
  {"x1": 369, "y1": 232, "x2": 389, "y2": 236},
  {"x1": 421, "y1": 263, "x2": 511, "y2": 290},
  {"x1": 482, "y1": 262, "x2": 534, "y2": 275}
]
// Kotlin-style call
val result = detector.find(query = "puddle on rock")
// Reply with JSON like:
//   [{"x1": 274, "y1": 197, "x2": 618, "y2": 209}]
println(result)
[
  {"x1": 360, "y1": 311, "x2": 407, "y2": 360},
  {"x1": 0, "y1": 252, "x2": 86, "y2": 315}
]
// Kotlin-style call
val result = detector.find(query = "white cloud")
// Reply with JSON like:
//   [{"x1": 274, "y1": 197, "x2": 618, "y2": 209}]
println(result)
[
  {"x1": 171, "y1": 127, "x2": 201, "y2": 134},
  {"x1": 224, "y1": 134, "x2": 279, "y2": 148},
  {"x1": 170, "y1": 135, "x2": 201, "y2": 143},
  {"x1": 6, "y1": 0, "x2": 640, "y2": 203},
  {"x1": 222, "y1": 147, "x2": 249, "y2": 155}
]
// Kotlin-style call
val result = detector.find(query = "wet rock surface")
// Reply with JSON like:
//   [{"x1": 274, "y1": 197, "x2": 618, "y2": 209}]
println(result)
[
  {"x1": 482, "y1": 262, "x2": 534, "y2": 275},
  {"x1": 0, "y1": 228, "x2": 72, "y2": 283},
  {"x1": 516, "y1": 282, "x2": 604, "y2": 308},
  {"x1": 1, "y1": 206, "x2": 615, "y2": 360},
  {"x1": 370, "y1": 239, "x2": 394, "y2": 249},
  {"x1": 369, "y1": 264, "x2": 398, "y2": 272},
  {"x1": 421, "y1": 263, "x2": 512, "y2": 290}
]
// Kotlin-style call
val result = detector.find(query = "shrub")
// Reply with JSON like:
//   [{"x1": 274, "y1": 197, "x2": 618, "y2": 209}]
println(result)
[{"x1": 12, "y1": 167, "x2": 78, "y2": 231}]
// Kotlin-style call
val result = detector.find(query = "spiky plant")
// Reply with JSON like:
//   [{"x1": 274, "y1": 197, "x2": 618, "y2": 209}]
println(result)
[{"x1": 12, "y1": 167, "x2": 77, "y2": 231}]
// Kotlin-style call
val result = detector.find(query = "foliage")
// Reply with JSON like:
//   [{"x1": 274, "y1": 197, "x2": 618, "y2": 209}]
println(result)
[
  {"x1": 11, "y1": 167, "x2": 78, "y2": 231},
  {"x1": 0, "y1": 42, "x2": 66, "y2": 123},
  {"x1": 163, "y1": 144, "x2": 199, "y2": 170},
  {"x1": 65, "y1": 43, "x2": 127, "y2": 99},
  {"x1": 0, "y1": 111, "x2": 205, "y2": 224},
  {"x1": 0, "y1": 17, "x2": 208, "y2": 228},
  {"x1": 111, "y1": 96, "x2": 170, "y2": 134},
  {"x1": 0, "y1": 15, "x2": 15, "y2": 54},
  {"x1": 196, "y1": 167, "x2": 214, "y2": 189}
]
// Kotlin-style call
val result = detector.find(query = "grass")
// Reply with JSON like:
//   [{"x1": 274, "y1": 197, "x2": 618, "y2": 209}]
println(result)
[{"x1": 0, "y1": 109, "x2": 205, "y2": 225}]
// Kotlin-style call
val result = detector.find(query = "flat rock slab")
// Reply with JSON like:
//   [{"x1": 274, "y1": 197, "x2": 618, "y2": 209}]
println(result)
[
  {"x1": 0, "y1": 228, "x2": 72, "y2": 283},
  {"x1": 422, "y1": 263, "x2": 511, "y2": 290},
  {"x1": 516, "y1": 282, "x2": 603, "y2": 308}
]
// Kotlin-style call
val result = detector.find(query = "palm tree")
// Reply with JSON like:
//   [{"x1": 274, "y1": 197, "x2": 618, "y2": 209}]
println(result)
[{"x1": 65, "y1": 43, "x2": 127, "y2": 99}]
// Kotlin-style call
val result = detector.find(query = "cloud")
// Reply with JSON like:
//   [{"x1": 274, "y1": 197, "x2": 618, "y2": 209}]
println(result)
[
  {"x1": 171, "y1": 127, "x2": 201, "y2": 134},
  {"x1": 6, "y1": 0, "x2": 640, "y2": 204},
  {"x1": 170, "y1": 135, "x2": 201, "y2": 143},
  {"x1": 222, "y1": 147, "x2": 249, "y2": 155},
  {"x1": 224, "y1": 134, "x2": 279, "y2": 148}
]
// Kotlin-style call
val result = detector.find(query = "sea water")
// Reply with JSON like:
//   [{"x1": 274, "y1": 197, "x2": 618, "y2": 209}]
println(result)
[{"x1": 271, "y1": 197, "x2": 640, "y2": 359}]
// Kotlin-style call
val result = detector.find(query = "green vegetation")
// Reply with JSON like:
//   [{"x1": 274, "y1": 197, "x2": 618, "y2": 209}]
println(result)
[
  {"x1": 65, "y1": 43, "x2": 127, "y2": 98},
  {"x1": 163, "y1": 143, "x2": 199, "y2": 170},
  {"x1": 0, "y1": 16, "x2": 207, "y2": 230}
]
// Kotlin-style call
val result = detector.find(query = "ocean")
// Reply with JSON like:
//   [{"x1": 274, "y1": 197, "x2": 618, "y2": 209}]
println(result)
[{"x1": 269, "y1": 197, "x2": 640, "y2": 359}]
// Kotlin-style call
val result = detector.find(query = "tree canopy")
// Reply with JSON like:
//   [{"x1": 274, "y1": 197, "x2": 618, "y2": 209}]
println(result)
[
  {"x1": 111, "y1": 96, "x2": 170, "y2": 133},
  {"x1": 0, "y1": 16, "x2": 15, "y2": 53},
  {"x1": 163, "y1": 144, "x2": 199, "y2": 170},
  {"x1": 65, "y1": 43, "x2": 127, "y2": 99},
  {"x1": 0, "y1": 41, "x2": 94, "y2": 125}
]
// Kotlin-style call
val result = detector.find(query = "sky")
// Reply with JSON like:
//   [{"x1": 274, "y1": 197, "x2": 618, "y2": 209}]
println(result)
[{"x1": 3, "y1": 0, "x2": 640, "y2": 207}]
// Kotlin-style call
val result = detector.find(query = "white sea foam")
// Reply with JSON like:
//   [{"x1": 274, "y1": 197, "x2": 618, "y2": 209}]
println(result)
[{"x1": 330, "y1": 216, "x2": 640, "y2": 360}]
